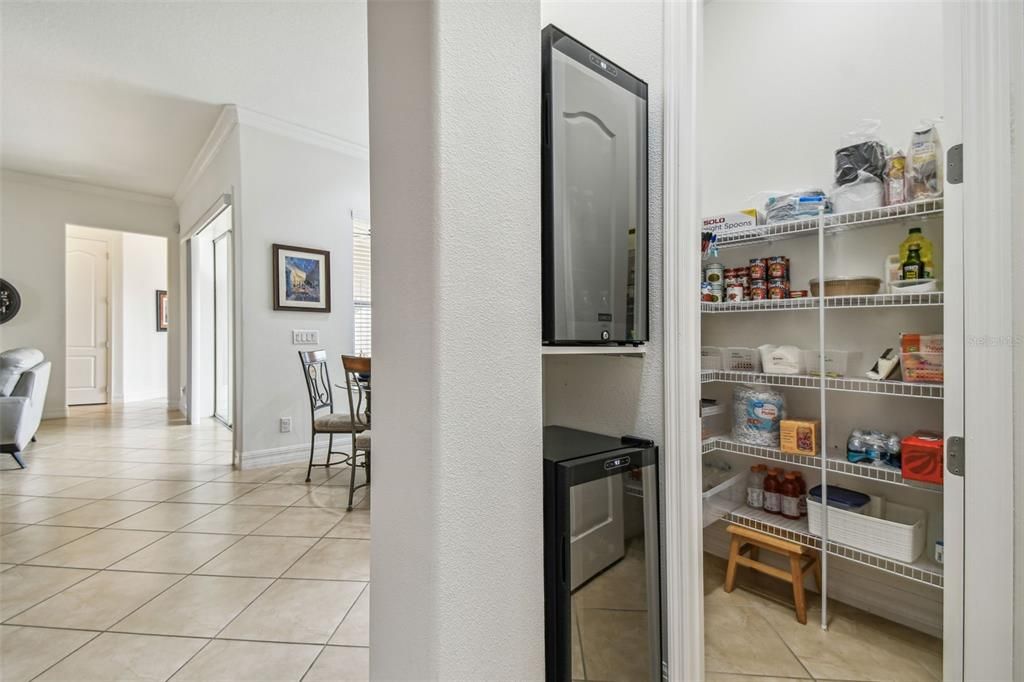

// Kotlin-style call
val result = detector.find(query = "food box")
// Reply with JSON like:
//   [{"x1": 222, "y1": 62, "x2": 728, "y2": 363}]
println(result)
[
  {"x1": 702, "y1": 209, "x2": 763, "y2": 234},
  {"x1": 900, "y1": 333, "x2": 943, "y2": 383},
  {"x1": 803, "y1": 349, "x2": 862, "y2": 377},
  {"x1": 701, "y1": 346, "x2": 723, "y2": 370},
  {"x1": 722, "y1": 347, "x2": 762, "y2": 373},
  {"x1": 780, "y1": 419, "x2": 820, "y2": 456},
  {"x1": 901, "y1": 431, "x2": 944, "y2": 484}
]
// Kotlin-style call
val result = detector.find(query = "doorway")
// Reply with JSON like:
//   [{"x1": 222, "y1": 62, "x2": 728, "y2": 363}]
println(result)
[
  {"x1": 66, "y1": 229, "x2": 110, "y2": 405},
  {"x1": 212, "y1": 230, "x2": 233, "y2": 427}
]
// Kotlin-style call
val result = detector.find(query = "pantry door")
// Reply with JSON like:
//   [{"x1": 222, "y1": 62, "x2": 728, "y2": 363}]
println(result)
[
  {"x1": 953, "y1": 2, "x2": 1020, "y2": 680},
  {"x1": 66, "y1": 235, "x2": 110, "y2": 406}
]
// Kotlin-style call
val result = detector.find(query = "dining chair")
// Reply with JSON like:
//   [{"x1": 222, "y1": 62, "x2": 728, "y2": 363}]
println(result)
[
  {"x1": 298, "y1": 350, "x2": 366, "y2": 483},
  {"x1": 340, "y1": 355, "x2": 371, "y2": 511}
]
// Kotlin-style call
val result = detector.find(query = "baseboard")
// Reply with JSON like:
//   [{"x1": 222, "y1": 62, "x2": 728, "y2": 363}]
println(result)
[
  {"x1": 42, "y1": 407, "x2": 69, "y2": 420},
  {"x1": 239, "y1": 441, "x2": 347, "y2": 470},
  {"x1": 703, "y1": 524, "x2": 942, "y2": 637}
]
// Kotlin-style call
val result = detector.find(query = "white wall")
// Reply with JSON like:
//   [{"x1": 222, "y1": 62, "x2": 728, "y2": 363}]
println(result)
[
  {"x1": 122, "y1": 232, "x2": 168, "y2": 402},
  {"x1": 540, "y1": 3, "x2": 666, "y2": 446},
  {"x1": 1, "y1": 170, "x2": 179, "y2": 418},
  {"x1": 368, "y1": 1, "x2": 543, "y2": 678}
]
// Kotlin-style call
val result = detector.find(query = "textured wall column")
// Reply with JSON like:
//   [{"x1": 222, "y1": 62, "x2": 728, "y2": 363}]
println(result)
[{"x1": 367, "y1": 1, "x2": 543, "y2": 678}]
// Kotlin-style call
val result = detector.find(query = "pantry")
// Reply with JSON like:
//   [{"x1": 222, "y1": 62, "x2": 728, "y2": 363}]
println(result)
[{"x1": 691, "y1": 2, "x2": 963, "y2": 680}]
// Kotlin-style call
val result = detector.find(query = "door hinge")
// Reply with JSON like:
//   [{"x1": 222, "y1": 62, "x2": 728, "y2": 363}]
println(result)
[
  {"x1": 947, "y1": 436, "x2": 965, "y2": 476},
  {"x1": 947, "y1": 144, "x2": 963, "y2": 184}
]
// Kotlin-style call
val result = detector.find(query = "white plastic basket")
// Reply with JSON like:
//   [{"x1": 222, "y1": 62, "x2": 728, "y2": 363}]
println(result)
[
  {"x1": 807, "y1": 499, "x2": 926, "y2": 562},
  {"x1": 702, "y1": 472, "x2": 745, "y2": 528}
]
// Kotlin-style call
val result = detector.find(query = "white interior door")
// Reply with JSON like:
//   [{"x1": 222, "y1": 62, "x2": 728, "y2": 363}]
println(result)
[
  {"x1": 66, "y1": 236, "x2": 109, "y2": 405},
  {"x1": 569, "y1": 473, "x2": 625, "y2": 589}
]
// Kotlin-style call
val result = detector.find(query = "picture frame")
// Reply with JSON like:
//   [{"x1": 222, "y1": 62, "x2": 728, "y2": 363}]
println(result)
[
  {"x1": 156, "y1": 290, "x2": 168, "y2": 331},
  {"x1": 272, "y1": 244, "x2": 332, "y2": 313}
]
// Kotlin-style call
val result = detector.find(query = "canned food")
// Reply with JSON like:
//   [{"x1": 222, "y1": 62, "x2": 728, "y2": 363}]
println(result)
[
  {"x1": 735, "y1": 266, "x2": 750, "y2": 278},
  {"x1": 701, "y1": 282, "x2": 714, "y2": 302},
  {"x1": 749, "y1": 280, "x2": 767, "y2": 299},
  {"x1": 709, "y1": 286, "x2": 724, "y2": 303},
  {"x1": 767, "y1": 256, "x2": 788, "y2": 279},
  {"x1": 704, "y1": 263, "x2": 725, "y2": 284},
  {"x1": 726, "y1": 285, "x2": 744, "y2": 302},
  {"x1": 768, "y1": 278, "x2": 788, "y2": 300},
  {"x1": 789, "y1": 290, "x2": 810, "y2": 299},
  {"x1": 749, "y1": 259, "x2": 767, "y2": 280}
]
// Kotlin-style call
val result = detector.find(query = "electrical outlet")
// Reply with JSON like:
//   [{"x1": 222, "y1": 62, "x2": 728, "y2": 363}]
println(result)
[
  {"x1": 279, "y1": 417, "x2": 292, "y2": 433},
  {"x1": 292, "y1": 330, "x2": 320, "y2": 345}
]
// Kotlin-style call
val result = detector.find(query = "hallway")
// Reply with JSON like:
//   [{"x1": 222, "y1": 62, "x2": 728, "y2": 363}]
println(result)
[{"x1": 0, "y1": 402, "x2": 369, "y2": 682}]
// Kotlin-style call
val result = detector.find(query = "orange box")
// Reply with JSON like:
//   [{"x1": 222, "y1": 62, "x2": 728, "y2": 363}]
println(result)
[
  {"x1": 901, "y1": 431, "x2": 944, "y2": 484},
  {"x1": 780, "y1": 419, "x2": 820, "y2": 456}
]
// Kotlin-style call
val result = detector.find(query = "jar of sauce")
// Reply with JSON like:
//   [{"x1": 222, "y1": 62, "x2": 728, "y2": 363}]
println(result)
[
  {"x1": 781, "y1": 472, "x2": 802, "y2": 519},
  {"x1": 794, "y1": 472, "x2": 808, "y2": 517},
  {"x1": 763, "y1": 468, "x2": 783, "y2": 514}
]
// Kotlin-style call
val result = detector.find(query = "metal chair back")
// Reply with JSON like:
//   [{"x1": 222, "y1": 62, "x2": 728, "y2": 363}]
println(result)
[
  {"x1": 299, "y1": 350, "x2": 334, "y2": 416},
  {"x1": 341, "y1": 355, "x2": 371, "y2": 430}
]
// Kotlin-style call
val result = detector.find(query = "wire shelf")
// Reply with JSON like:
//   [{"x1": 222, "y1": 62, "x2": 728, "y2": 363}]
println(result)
[
  {"x1": 723, "y1": 507, "x2": 944, "y2": 588},
  {"x1": 705, "y1": 438, "x2": 943, "y2": 492},
  {"x1": 711, "y1": 198, "x2": 944, "y2": 249},
  {"x1": 701, "y1": 292, "x2": 943, "y2": 314},
  {"x1": 703, "y1": 370, "x2": 944, "y2": 399}
]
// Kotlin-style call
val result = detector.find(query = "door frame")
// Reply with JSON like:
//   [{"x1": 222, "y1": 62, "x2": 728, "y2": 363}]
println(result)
[
  {"x1": 211, "y1": 229, "x2": 233, "y2": 428},
  {"x1": 661, "y1": 3, "x2": 1019, "y2": 680}
]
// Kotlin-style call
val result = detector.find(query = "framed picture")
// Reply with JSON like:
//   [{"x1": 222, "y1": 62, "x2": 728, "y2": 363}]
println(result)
[
  {"x1": 273, "y1": 244, "x2": 332, "y2": 313},
  {"x1": 156, "y1": 290, "x2": 168, "y2": 331}
]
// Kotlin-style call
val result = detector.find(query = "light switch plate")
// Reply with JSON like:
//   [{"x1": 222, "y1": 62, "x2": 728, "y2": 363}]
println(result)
[{"x1": 292, "y1": 330, "x2": 320, "y2": 345}]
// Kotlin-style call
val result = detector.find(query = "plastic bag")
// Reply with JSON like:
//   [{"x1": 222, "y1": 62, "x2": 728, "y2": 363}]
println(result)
[
  {"x1": 832, "y1": 170, "x2": 884, "y2": 213},
  {"x1": 762, "y1": 189, "x2": 830, "y2": 223},
  {"x1": 907, "y1": 120, "x2": 943, "y2": 199},
  {"x1": 836, "y1": 119, "x2": 887, "y2": 186},
  {"x1": 732, "y1": 385, "x2": 786, "y2": 447}
]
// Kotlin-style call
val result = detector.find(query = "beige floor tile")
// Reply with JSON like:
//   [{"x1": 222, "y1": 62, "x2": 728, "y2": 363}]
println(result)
[
  {"x1": 215, "y1": 465, "x2": 291, "y2": 484},
  {"x1": 705, "y1": 674, "x2": 811, "y2": 681},
  {"x1": 0, "y1": 563, "x2": 13, "y2": 571},
  {"x1": 110, "y1": 502, "x2": 220, "y2": 531},
  {"x1": 0, "y1": 497, "x2": 93, "y2": 524},
  {"x1": 0, "y1": 525, "x2": 94, "y2": 564},
  {"x1": 35, "y1": 632, "x2": 208, "y2": 682},
  {"x1": 38, "y1": 499, "x2": 155, "y2": 528},
  {"x1": 196, "y1": 535, "x2": 317, "y2": 578},
  {"x1": 0, "y1": 475, "x2": 95, "y2": 496},
  {"x1": 0, "y1": 523, "x2": 26, "y2": 535},
  {"x1": 47, "y1": 477, "x2": 151, "y2": 499},
  {"x1": 179, "y1": 504, "x2": 284, "y2": 534},
  {"x1": 326, "y1": 509, "x2": 370, "y2": 539},
  {"x1": 170, "y1": 639, "x2": 321, "y2": 681},
  {"x1": 285, "y1": 538, "x2": 370, "y2": 581},
  {"x1": 169, "y1": 481, "x2": 262, "y2": 504},
  {"x1": 21, "y1": 458, "x2": 137, "y2": 478},
  {"x1": 704, "y1": 595, "x2": 809, "y2": 678},
  {"x1": 108, "y1": 479, "x2": 204, "y2": 501},
  {"x1": 111, "y1": 532, "x2": 243, "y2": 573},
  {"x1": 118, "y1": 463, "x2": 230, "y2": 481},
  {"x1": 253, "y1": 506, "x2": 345, "y2": 537},
  {"x1": 0, "y1": 565, "x2": 95, "y2": 619},
  {"x1": 0, "y1": 625, "x2": 97, "y2": 682},
  {"x1": 330, "y1": 584, "x2": 369, "y2": 647},
  {"x1": 113, "y1": 574, "x2": 272, "y2": 637},
  {"x1": 229, "y1": 484, "x2": 310, "y2": 507},
  {"x1": 319, "y1": 465, "x2": 366, "y2": 487},
  {"x1": 266, "y1": 465, "x2": 341, "y2": 486},
  {"x1": 304, "y1": 645, "x2": 369, "y2": 682},
  {"x1": 221, "y1": 578, "x2": 364, "y2": 644},
  {"x1": 29, "y1": 528, "x2": 166, "y2": 569},
  {"x1": 9, "y1": 570, "x2": 182, "y2": 629},
  {"x1": 0, "y1": 495, "x2": 36, "y2": 509},
  {"x1": 293, "y1": 486, "x2": 357, "y2": 509}
]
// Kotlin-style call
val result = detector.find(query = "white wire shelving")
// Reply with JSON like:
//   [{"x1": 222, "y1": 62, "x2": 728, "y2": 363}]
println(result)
[
  {"x1": 701, "y1": 369, "x2": 944, "y2": 399},
  {"x1": 711, "y1": 198, "x2": 944, "y2": 250},
  {"x1": 705, "y1": 437, "x2": 943, "y2": 492},
  {"x1": 701, "y1": 292, "x2": 944, "y2": 314},
  {"x1": 723, "y1": 506, "x2": 944, "y2": 588}
]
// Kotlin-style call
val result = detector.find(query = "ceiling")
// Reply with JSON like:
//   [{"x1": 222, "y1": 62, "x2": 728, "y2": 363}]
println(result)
[{"x1": 2, "y1": 1, "x2": 369, "y2": 198}]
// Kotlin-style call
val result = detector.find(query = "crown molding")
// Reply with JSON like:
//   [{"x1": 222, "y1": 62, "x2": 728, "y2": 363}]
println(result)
[
  {"x1": 173, "y1": 104, "x2": 240, "y2": 206},
  {"x1": 1, "y1": 168, "x2": 176, "y2": 207},
  {"x1": 235, "y1": 106, "x2": 369, "y2": 161}
]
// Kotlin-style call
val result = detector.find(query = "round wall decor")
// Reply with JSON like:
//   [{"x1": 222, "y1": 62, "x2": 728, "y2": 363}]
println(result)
[{"x1": 0, "y1": 279, "x2": 22, "y2": 324}]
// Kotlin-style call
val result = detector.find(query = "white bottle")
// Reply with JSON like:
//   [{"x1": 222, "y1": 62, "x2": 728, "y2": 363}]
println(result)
[{"x1": 746, "y1": 464, "x2": 767, "y2": 509}]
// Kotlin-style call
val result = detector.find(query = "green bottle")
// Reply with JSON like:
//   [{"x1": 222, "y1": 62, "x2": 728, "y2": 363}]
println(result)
[{"x1": 901, "y1": 244, "x2": 925, "y2": 280}]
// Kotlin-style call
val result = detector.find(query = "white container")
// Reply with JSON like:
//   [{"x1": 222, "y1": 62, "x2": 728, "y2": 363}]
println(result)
[
  {"x1": 759, "y1": 344, "x2": 805, "y2": 375},
  {"x1": 701, "y1": 402, "x2": 728, "y2": 440},
  {"x1": 888, "y1": 278, "x2": 939, "y2": 294},
  {"x1": 807, "y1": 499, "x2": 927, "y2": 562},
  {"x1": 803, "y1": 349, "x2": 862, "y2": 377},
  {"x1": 701, "y1": 346, "x2": 723, "y2": 370},
  {"x1": 702, "y1": 471, "x2": 745, "y2": 528},
  {"x1": 722, "y1": 347, "x2": 762, "y2": 372}
]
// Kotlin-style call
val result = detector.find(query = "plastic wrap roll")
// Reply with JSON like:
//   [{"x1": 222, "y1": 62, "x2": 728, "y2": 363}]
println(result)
[{"x1": 732, "y1": 385, "x2": 786, "y2": 447}]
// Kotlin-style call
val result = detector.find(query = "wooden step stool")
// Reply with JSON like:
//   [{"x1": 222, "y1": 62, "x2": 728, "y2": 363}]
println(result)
[{"x1": 724, "y1": 524, "x2": 821, "y2": 624}]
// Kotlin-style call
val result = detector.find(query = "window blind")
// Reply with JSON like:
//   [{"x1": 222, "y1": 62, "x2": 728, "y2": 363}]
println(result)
[{"x1": 353, "y1": 217, "x2": 371, "y2": 356}]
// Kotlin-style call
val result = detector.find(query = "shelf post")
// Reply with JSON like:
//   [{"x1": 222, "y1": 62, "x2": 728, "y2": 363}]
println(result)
[{"x1": 816, "y1": 206, "x2": 830, "y2": 631}]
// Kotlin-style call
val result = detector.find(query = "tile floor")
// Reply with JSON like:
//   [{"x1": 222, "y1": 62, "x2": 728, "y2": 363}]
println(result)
[
  {"x1": 703, "y1": 554, "x2": 942, "y2": 682},
  {"x1": 0, "y1": 402, "x2": 369, "y2": 682}
]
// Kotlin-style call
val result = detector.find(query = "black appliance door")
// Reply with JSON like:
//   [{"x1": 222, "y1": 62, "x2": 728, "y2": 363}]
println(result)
[
  {"x1": 552, "y1": 446, "x2": 660, "y2": 681},
  {"x1": 543, "y1": 27, "x2": 648, "y2": 344}
]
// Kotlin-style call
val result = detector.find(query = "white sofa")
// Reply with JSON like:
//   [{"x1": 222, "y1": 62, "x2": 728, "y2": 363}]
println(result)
[{"x1": 0, "y1": 348, "x2": 51, "y2": 468}]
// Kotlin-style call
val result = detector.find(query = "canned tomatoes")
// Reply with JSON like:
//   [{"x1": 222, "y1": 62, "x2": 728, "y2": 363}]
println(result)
[
  {"x1": 767, "y1": 257, "x2": 788, "y2": 279},
  {"x1": 749, "y1": 259, "x2": 767, "y2": 280},
  {"x1": 768, "y1": 278, "x2": 788, "y2": 300},
  {"x1": 749, "y1": 281, "x2": 768, "y2": 300}
]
